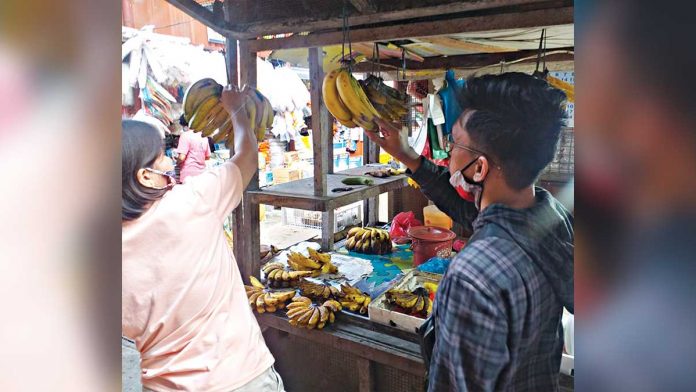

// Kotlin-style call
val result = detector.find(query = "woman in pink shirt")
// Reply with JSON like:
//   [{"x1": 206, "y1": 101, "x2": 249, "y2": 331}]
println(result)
[
  {"x1": 122, "y1": 86, "x2": 284, "y2": 392},
  {"x1": 176, "y1": 115, "x2": 212, "y2": 182}
]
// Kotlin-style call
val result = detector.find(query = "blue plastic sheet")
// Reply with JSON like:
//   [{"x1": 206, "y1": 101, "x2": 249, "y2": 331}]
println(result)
[{"x1": 416, "y1": 256, "x2": 452, "y2": 275}]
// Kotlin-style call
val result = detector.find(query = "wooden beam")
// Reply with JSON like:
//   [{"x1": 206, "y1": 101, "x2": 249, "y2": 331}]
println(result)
[
  {"x1": 352, "y1": 47, "x2": 574, "y2": 72},
  {"x1": 349, "y1": 0, "x2": 376, "y2": 13},
  {"x1": 235, "y1": 0, "x2": 559, "y2": 39},
  {"x1": 248, "y1": 6, "x2": 573, "y2": 51},
  {"x1": 419, "y1": 36, "x2": 517, "y2": 53},
  {"x1": 164, "y1": 0, "x2": 245, "y2": 39}
]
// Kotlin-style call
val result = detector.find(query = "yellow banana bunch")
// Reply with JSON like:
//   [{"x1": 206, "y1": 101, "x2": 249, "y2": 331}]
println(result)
[
  {"x1": 299, "y1": 279, "x2": 341, "y2": 299},
  {"x1": 286, "y1": 296, "x2": 341, "y2": 329},
  {"x1": 385, "y1": 287, "x2": 431, "y2": 317},
  {"x1": 345, "y1": 227, "x2": 393, "y2": 255},
  {"x1": 287, "y1": 249, "x2": 339, "y2": 277},
  {"x1": 244, "y1": 276, "x2": 296, "y2": 313},
  {"x1": 262, "y1": 262, "x2": 313, "y2": 288},
  {"x1": 183, "y1": 79, "x2": 274, "y2": 148},
  {"x1": 338, "y1": 284, "x2": 371, "y2": 314},
  {"x1": 323, "y1": 68, "x2": 381, "y2": 131}
]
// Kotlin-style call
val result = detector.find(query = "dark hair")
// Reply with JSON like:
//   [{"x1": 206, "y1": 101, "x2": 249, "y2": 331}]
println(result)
[
  {"x1": 122, "y1": 120, "x2": 167, "y2": 221},
  {"x1": 179, "y1": 114, "x2": 188, "y2": 127},
  {"x1": 457, "y1": 72, "x2": 567, "y2": 189}
]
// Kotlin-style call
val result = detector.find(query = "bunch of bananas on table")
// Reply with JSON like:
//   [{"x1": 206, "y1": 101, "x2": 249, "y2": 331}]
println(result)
[
  {"x1": 286, "y1": 296, "x2": 342, "y2": 329},
  {"x1": 345, "y1": 227, "x2": 393, "y2": 255},
  {"x1": 183, "y1": 78, "x2": 274, "y2": 146},
  {"x1": 338, "y1": 284, "x2": 371, "y2": 314},
  {"x1": 286, "y1": 250, "x2": 338, "y2": 277},
  {"x1": 385, "y1": 287, "x2": 432, "y2": 318},
  {"x1": 299, "y1": 279, "x2": 340, "y2": 299},
  {"x1": 262, "y1": 262, "x2": 313, "y2": 288},
  {"x1": 359, "y1": 75, "x2": 410, "y2": 123},
  {"x1": 244, "y1": 276, "x2": 297, "y2": 313}
]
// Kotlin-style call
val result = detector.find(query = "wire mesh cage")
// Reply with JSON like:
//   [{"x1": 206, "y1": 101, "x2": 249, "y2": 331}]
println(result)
[
  {"x1": 281, "y1": 202, "x2": 363, "y2": 231},
  {"x1": 545, "y1": 127, "x2": 574, "y2": 174}
]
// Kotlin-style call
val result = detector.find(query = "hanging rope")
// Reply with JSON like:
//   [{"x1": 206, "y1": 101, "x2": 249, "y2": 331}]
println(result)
[
  {"x1": 401, "y1": 48, "x2": 406, "y2": 81},
  {"x1": 534, "y1": 28, "x2": 546, "y2": 76}
]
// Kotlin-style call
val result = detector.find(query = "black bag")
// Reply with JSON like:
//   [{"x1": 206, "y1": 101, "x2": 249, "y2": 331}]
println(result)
[{"x1": 416, "y1": 222, "x2": 517, "y2": 391}]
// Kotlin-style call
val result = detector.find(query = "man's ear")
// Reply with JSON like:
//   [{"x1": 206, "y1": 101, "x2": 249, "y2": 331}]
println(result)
[
  {"x1": 136, "y1": 168, "x2": 155, "y2": 188},
  {"x1": 473, "y1": 156, "x2": 490, "y2": 182}
]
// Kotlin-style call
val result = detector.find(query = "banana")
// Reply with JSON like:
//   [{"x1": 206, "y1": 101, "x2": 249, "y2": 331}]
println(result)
[
  {"x1": 318, "y1": 306, "x2": 329, "y2": 323},
  {"x1": 329, "y1": 312, "x2": 335, "y2": 324},
  {"x1": 256, "y1": 293, "x2": 266, "y2": 312},
  {"x1": 335, "y1": 69, "x2": 380, "y2": 123},
  {"x1": 199, "y1": 105, "x2": 229, "y2": 135},
  {"x1": 297, "y1": 306, "x2": 315, "y2": 326},
  {"x1": 288, "y1": 270, "x2": 313, "y2": 279},
  {"x1": 347, "y1": 227, "x2": 363, "y2": 237},
  {"x1": 249, "y1": 276, "x2": 265, "y2": 289},
  {"x1": 322, "y1": 69, "x2": 354, "y2": 122},
  {"x1": 345, "y1": 236, "x2": 356, "y2": 250},
  {"x1": 340, "y1": 301, "x2": 360, "y2": 312},
  {"x1": 308, "y1": 307, "x2": 321, "y2": 329},
  {"x1": 323, "y1": 300, "x2": 342, "y2": 312},
  {"x1": 189, "y1": 95, "x2": 221, "y2": 130},
  {"x1": 307, "y1": 248, "x2": 331, "y2": 264},
  {"x1": 341, "y1": 119, "x2": 358, "y2": 128},
  {"x1": 355, "y1": 239, "x2": 363, "y2": 251},
  {"x1": 286, "y1": 306, "x2": 310, "y2": 318},
  {"x1": 292, "y1": 296, "x2": 312, "y2": 305},
  {"x1": 352, "y1": 114, "x2": 377, "y2": 132},
  {"x1": 414, "y1": 295, "x2": 424, "y2": 313},
  {"x1": 289, "y1": 252, "x2": 322, "y2": 269},
  {"x1": 183, "y1": 78, "x2": 222, "y2": 122}
]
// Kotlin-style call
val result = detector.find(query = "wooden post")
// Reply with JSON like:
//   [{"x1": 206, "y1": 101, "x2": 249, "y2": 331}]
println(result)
[
  {"x1": 357, "y1": 357, "x2": 374, "y2": 392},
  {"x1": 309, "y1": 47, "x2": 336, "y2": 250},
  {"x1": 238, "y1": 40, "x2": 261, "y2": 279},
  {"x1": 309, "y1": 47, "x2": 330, "y2": 196}
]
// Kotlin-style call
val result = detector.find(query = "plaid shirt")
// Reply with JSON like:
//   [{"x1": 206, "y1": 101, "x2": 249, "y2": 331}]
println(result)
[{"x1": 410, "y1": 158, "x2": 574, "y2": 392}]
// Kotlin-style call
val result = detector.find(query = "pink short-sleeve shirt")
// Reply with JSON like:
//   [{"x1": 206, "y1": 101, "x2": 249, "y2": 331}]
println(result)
[{"x1": 122, "y1": 161, "x2": 273, "y2": 391}]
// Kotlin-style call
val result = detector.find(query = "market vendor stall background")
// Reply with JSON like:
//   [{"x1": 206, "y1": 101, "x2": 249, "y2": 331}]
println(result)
[{"x1": 123, "y1": 0, "x2": 574, "y2": 391}]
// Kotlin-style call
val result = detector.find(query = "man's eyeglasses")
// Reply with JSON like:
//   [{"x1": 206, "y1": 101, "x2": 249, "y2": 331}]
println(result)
[{"x1": 442, "y1": 136, "x2": 487, "y2": 156}]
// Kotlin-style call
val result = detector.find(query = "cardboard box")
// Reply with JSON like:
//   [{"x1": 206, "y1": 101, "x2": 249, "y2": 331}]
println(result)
[
  {"x1": 284, "y1": 151, "x2": 300, "y2": 165},
  {"x1": 272, "y1": 167, "x2": 301, "y2": 184},
  {"x1": 368, "y1": 270, "x2": 442, "y2": 334}
]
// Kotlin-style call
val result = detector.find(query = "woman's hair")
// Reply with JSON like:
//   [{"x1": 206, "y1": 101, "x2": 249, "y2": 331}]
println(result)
[{"x1": 122, "y1": 120, "x2": 167, "y2": 221}]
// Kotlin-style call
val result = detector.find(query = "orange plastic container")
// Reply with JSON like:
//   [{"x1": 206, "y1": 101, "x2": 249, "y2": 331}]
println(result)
[{"x1": 423, "y1": 205, "x2": 453, "y2": 230}]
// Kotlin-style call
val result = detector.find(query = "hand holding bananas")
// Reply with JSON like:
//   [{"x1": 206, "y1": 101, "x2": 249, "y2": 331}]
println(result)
[
  {"x1": 364, "y1": 118, "x2": 423, "y2": 173},
  {"x1": 244, "y1": 276, "x2": 297, "y2": 313},
  {"x1": 286, "y1": 296, "x2": 342, "y2": 329},
  {"x1": 344, "y1": 227, "x2": 393, "y2": 255},
  {"x1": 183, "y1": 79, "x2": 274, "y2": 148}
]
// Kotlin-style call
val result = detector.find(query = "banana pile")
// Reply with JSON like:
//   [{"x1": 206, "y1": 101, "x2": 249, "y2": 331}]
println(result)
[
  {"x1": 345, "y1": 227, "x2": 393, "y2": 255},
  {"x1": 338, "y1": 284, "x2": 371, "y2": 314},
  {"x1": 286, "y1": 296, "x2": 342, "y2": 329},
  {"x1": 287, "y1": 250, "x2": 338, "y2": 277},
  {"x1": 182, "y1": 78, "x2": 274, "y2": 146},
  {"x1": 244, "y1": 276, "x2": 297, "y2": 313},
  {"x1": 262, "y1": 262, "x2": 313, "y2": 288},
  {"x1": 299, "y1": 279, "x2": 340, "y2": 299},
  {"x1": 385, "y1": 287, "x2": 432, "y2": 318},
  {"x1": 323, "y1": 69, "x2": 410, "y2": 132}
]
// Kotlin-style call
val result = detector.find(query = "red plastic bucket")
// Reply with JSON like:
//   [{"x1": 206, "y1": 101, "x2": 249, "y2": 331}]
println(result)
[{"x1": 407, "y1": 226, "x2": 456, "y2": 267}]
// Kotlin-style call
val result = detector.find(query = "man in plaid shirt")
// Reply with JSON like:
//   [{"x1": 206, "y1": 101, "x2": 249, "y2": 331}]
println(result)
[{"x1": 367, "y1": 73, "x2": 574, "y2": 391}]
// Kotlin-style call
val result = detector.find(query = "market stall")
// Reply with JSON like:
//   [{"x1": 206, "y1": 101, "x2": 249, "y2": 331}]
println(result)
[{"x1": 164, "y1": 1, "x2": 574, "y2": 390}]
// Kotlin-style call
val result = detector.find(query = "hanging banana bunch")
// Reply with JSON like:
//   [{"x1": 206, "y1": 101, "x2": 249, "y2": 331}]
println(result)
[
  {"x1": 323, "y1": 69, "x2": 410, "y2": 132},
  {"x1": 182, "y1": 79, "x2": 274, "y2": 147}
]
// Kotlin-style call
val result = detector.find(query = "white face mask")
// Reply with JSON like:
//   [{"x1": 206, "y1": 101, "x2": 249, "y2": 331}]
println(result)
[
  {"x1": 145, "y1": 167, "x2": 176, "y2": 190},
  {"x1": 449, "y1": 157, "x2": 484, "y2": 209}
]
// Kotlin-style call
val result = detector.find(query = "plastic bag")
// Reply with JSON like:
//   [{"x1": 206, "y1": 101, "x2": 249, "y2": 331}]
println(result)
[{"x1": 389, "y1": 212, "x2": 422, "y2": 243}]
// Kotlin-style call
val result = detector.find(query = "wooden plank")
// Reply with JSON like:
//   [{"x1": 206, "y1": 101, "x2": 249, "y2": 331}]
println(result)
[
  {"x1": 239, "y1": 40, "x2": 261, "y2": 279},
  {"x1": 352, "y1": 47, "x2": 574, "y2": 72},
  {"x1": 349, "y1": 0, "x2": 376, "y2": 13},
  {"x1": 163, "y1": 0, "x2": 243, "y2": 38},
  {"x1": 367, "y1": 139, "x2": 380, "y2": 225},
  {"x1": 321, "y1": 209, "x2": 335, "y2": 251},
  {"x1": 357, "y1": 357, "x2": 374, "y2": 392},
  {"x1": 247, "y1": 7, "x2": 574, "y2": 51},
  {"x1": 309, "y1": 47, "x2": 329, "y2": 196},
  {"x1": 247, "y1": 173, "x2": 408, "y2": 211},
  {"x1": 256, "y1": 312, "x2": 426, "y2": 376},
  {"x1": 235, "y1": 0, "x2": 557, "y2": 39},
  {"x1": 225, "y1": 38, "x2": 238, "y2": 86},
  {"x1": 419, "y1": 36, "x2": 517, "y2": 53}
]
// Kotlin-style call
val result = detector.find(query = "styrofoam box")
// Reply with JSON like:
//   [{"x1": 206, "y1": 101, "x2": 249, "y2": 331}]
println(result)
[{"x1": 368, "y1": 270, "x2": 442, "y2": 334}]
